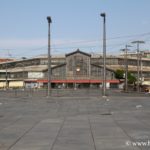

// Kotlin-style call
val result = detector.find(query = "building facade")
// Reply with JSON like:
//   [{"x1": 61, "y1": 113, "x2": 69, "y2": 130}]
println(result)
[{"x1": 0, "y1": 49, "x2": 150, "y2": 89}]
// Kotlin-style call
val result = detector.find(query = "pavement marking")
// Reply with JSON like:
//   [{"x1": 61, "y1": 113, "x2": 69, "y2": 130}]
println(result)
[{"x1": 136, "y1": 105, "x2": 143, "y2": 109}]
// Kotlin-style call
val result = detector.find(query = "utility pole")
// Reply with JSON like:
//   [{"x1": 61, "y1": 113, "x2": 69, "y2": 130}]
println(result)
[
  {"x1": 121, "y1": 45, "x2": 131, "y2": 92},
  {"x1": 139, "y1": 51, "x2": 144, "y2": 85},
  {"x1": 100, "y1": 12, "x2": 106, "y2": 97},
  {"x1": 5, "y1": 63, "x2": 8, "y2": 89},
  {"x1": 47, "y1": 16, "x2": 52, "y2": 97},
  {"x1": 132, "y1": 41, "x2": 145, "y2": 92}
]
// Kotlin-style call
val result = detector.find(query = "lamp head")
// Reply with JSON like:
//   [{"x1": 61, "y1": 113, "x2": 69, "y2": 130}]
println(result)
[
  {"x1": 132, "y1": 41, "x2": 145, "y2": 44},
  {"x1": 100, "y1": 13, "x2": 106, "y2": 17},
  {"x1": 47, "y1": 16, "x2": 52, "y2": 23}
]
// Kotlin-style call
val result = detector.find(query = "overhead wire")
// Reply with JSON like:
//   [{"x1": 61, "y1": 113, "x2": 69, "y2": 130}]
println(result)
[{"x1": 1, "y1": 31, "x2": 150, "y2": 57}]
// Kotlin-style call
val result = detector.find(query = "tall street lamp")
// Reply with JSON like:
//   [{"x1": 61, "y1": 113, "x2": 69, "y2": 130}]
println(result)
[
  {"x1": 131, "y1": 40, "x2": 145, "y2": 92},
  {"x1": 100, "y1": 13, "x2": 106, "y2": 97},
  {"x1": 47, "y1": 16, "x2": 52, "y2": 97}
]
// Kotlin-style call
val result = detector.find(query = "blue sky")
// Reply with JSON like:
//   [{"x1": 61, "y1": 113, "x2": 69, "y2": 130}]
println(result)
[{"x1": 0, "y1": 0, "x2": 150, "y2": 58}]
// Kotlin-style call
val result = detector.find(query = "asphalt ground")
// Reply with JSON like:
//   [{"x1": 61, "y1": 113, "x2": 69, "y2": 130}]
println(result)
[{"x1": 0, "y1": 89, "x2": 150, "y2": 150}]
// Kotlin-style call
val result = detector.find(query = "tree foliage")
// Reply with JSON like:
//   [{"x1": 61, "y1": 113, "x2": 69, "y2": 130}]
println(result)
[
  {"x1": 115, "y1": 69, "x2": 124, "y2": 79},
  {"x1": 128, "y1": 72, "x2": 137, "y2": 84},
  {"x1": 115, "y1": 69, "x2": 136, "y2": 84}
]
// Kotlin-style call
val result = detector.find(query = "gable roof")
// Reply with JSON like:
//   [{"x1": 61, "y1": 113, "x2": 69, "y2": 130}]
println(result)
[{"x1": 66, "y1": 49, "x2": 91, "y2": 57}]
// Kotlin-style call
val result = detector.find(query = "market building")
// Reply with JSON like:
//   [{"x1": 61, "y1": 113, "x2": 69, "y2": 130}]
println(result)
[{"x1": 0, "y1": 49, "x2": 150, "y2": 89}]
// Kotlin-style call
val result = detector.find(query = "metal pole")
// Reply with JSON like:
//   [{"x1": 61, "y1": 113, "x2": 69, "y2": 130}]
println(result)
[
  {"x1": 47, "y1": 16, "x2": 52, "y2": 97},
  {"x1": 20, "y1": 63, "x2": 25, "y2": 89},
  {"x1": 74, "y1": 57, "x2": 76, "y2": 90},
  {"x1": 137, "y1": 43, "x2": 140, "y2": 92},
  {"x1": 132, "y1": 41, "x2": 145, "y2": 92},
  {"x1": 140, "y1": 52, "x2": 143, "y2": 84},
  {"x1": 100, "y1": 13, "x2": 106, "y2": 97},
  {"x1": 124, "y1": 45, "x2": 131, "y2": 92},
  {"x1": 125, "y1": 45, "x2": 128, "y2": 92},
  {"x1": 23, "y1": 63, "x2": 25, "y2": 89},
  {"x1": 121, "y1": 45, "x2": 131, "y2": 92},
  {"x1": 6, "y1": 63, "x2": 8, "y2": 89}
]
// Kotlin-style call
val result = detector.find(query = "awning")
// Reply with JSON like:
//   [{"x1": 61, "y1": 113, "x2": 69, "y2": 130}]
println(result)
[
  {"x1": 37, "y1": 79, "x2": 120, "y2": 84},
  {"x1": 0, "y1": 82, "x2": 6, "y2": 88},
  {"x1": 9, "y1": 81, "x2": 24, "y2": 88},
  {"x1": 142, "y1": 81, "x2": 150, "y2": 85}
]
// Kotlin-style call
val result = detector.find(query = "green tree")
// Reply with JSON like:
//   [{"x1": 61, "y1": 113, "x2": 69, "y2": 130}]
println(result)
[
  {"x1": 128, "y1": 72, "x2": 137, "y2": 84},
  {"x1": 115, "y1": 69, "x2": 124, "y2": 79},
  {"x1": 115, "y1": 69, "x2": 137, "y2": 84}
]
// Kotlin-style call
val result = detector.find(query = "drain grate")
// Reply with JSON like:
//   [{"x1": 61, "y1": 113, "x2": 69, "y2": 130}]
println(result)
[{"x1": 101, "y1": 113, "x2": 112, "y2": 115}]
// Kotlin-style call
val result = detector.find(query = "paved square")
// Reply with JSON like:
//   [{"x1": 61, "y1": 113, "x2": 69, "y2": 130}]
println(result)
[{"x1": 0, "y1": 89, "x2": 150, "y2": 150}]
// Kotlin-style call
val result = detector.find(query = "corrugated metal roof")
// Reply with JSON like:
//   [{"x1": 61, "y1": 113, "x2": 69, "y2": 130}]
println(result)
[
  {"x1": 7, "y1": 65, "x2": 48, "y2": 72},
  {"x1": 106, "y1": 65, "x2": 150, "y2": 72}
]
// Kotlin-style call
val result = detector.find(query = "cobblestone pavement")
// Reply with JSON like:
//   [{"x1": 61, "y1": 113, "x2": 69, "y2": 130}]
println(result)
[{"x1": 0, "y1": 89, "x2": 150, "y2": 150}]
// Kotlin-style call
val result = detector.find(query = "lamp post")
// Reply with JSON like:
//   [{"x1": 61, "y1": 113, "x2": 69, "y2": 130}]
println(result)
[
  {"x1": 132, "y1": 41, "x2": 145, "y2": 92},
  {"x1": 47, "y1": 16, "x2": 52, "y2": 97},
  {"x1": 100, "y1": 13, "x2": 106, "y2": 97},
  {"x1": 121, "y1": 45, "x2": 132, "y2": 92}
]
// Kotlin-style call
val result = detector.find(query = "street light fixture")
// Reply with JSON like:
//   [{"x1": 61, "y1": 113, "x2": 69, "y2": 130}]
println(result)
[
  {"x1": 47, "y1": 16, "x2": 52, "y2": 97},
  {"x1": 131, "y1": 40, "x2": 145, "y2": 92},
  {"x1": 100, "y1": 13, "x2": 106, "y2": 97}
]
